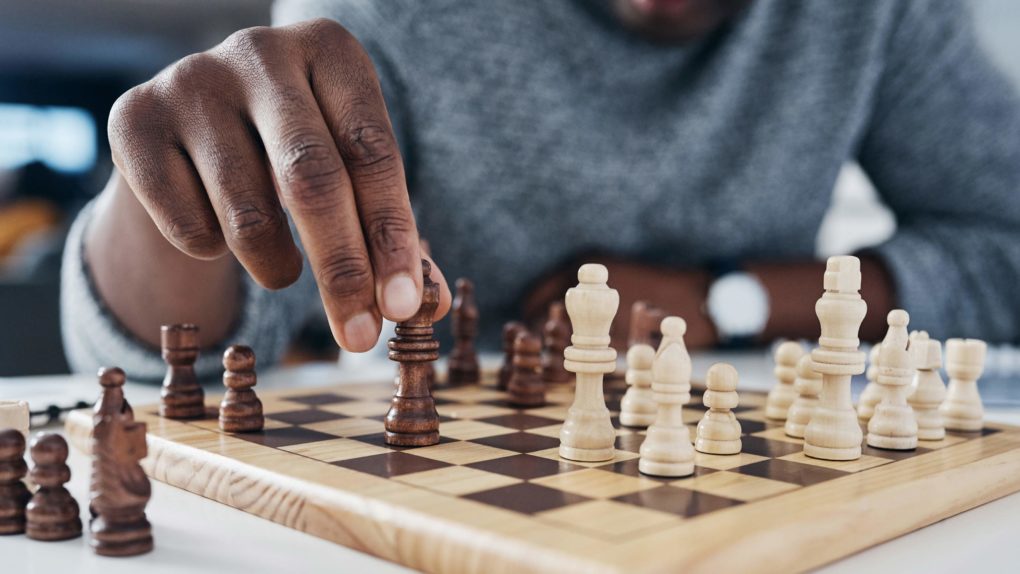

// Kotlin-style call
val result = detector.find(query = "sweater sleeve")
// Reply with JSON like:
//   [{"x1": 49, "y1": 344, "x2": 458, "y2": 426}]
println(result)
[
  {"x1": 859, "y1": 0, "x2": 1020, "y2": 343},
  {"x1": 60, "y1": 199, "x2": 319, "y2": 381}
]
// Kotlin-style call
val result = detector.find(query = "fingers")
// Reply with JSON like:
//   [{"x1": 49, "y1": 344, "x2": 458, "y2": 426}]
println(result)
[{"x1": 297, "y1": 19, "x2": 423, "y2": 321}]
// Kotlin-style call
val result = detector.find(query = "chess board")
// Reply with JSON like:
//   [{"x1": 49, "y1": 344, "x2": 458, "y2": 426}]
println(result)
[{"x1": 65, "y1": 371, "x2": 1020, "y2": 574}]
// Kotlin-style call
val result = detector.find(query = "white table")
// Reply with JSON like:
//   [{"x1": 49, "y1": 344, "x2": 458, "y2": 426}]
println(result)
[{"x1": 2, "y1": 354, "x2": 1019, "y2": 574}]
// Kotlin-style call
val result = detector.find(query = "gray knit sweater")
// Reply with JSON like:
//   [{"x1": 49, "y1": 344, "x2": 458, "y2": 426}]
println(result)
[{"x1": 62, "y1": 0, "x2": 1020, "y2": 379}]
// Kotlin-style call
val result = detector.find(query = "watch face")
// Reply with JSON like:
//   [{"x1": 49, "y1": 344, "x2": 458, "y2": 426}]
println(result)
[{"x1": 707, "y1": 272, "x2": 769, "y2": 338}]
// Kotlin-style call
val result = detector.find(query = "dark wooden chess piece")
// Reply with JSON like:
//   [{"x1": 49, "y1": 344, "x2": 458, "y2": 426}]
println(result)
[
  {"x1": 95, "y1": 366, "x2": 133, "y2": 424},
  {"x1": 219, "y1": 345, "x2": 264, "y2": 433},
  {"x1": 498, "y1": 321, "x2": 527, "y2": 391},
  {"x1": 508, "y1": 332, "x2": 545, "y2": 408},
  {"x1": 447, "y1": 277, "x2": 480, "y2": 386},
  {"x1": 26, "y1": 433, "x2": 82, "y2": 541},
  {"x1": 160, "y1": 324, "x2": 205, "y2": 419},
  {"x1": 541, "y1": 301, "x2": 572, "y2": 384},
  {"x1": 0, "y1": 429, "x2": 31, "y2": 535},
  {"x1": 628, "y1": 301, "x2": 667, "y2": 349},
  {"x1": 385, "y1": 259, "x2": 442, "y2": 446},
  {"x1": 90, "y1": 372, "x2": 153, "y2": 557}
]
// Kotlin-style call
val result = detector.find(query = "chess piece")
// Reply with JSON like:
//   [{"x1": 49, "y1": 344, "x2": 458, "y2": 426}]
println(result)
[
  {"x1": 219, "y1": 345, "x2": 264, "y2": 433},
  {"x1": 765, "y1": 341, "x2": 805, "y2": 420},
  {"x1": 447, "y1": 278, "x2": 480, "y2": 386},
  {"x1": 695, "y1": 363, "x2": 742, "y2": 455},
  {"x1": 385, "y1": 259, "x2": 442, "y2": 446},
  {"x1": 909, "y1": 338, "x2": 947, "y2": 441},
  {"x1": 160, "y1": 324, "x2": 205, "y2": 419},
  {"x1": 95, "y1": 367, "x2": 133, "y2": 424},
  {"x1": 857, "y1": 344, "x2": 883, "y2": 422},
  {"x1": 785, "y1": 354, "x2": 823, "y2": 438},
  {"x1": 559, "y1": 264, "x2": 619, "y2": 462},
  {"x1": 541, "y1": 302, "x2": 572, "y2": 384},
  {"x1": 508, "y1": 332, "x2": 545, "y2": 407},
  {"x1": 628, "y1": 301, "x2": 666, "y2": 349},
  {"x1": 619, "y1": 344, "x2": 656, "y2": 428},
  {"x1": 498, "y1": 322, "x2": 527, "y2": 391},
  {"x1": 804, "y1": 256, "x2": 867, "y2": 461},
  {"x1": 90, "y1": 373, "x2": 153, "y2": 556},
  {"x1": 0, "y1": 429, "x2": 31, "y2": 535},
  {"x1": 0, "y1": 400, "x2": 30, "y2": 441},
  {"x1": 940, "y1": 338, "x2": 987, "y2": 432},
  {"x1": 26, "y1": 433, "x2": 82, "y2": 541},
  {"x1": 639, "y1": 317, "x2": 695, "y2": 476},
  {"x1": 867, "y1": 310, "x2": 918, "y2": 450}
]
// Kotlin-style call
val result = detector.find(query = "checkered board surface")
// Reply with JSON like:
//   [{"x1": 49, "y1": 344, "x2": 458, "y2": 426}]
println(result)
[{"x1": 66, "y1": 372, "x2": 1020, "y2": 574}]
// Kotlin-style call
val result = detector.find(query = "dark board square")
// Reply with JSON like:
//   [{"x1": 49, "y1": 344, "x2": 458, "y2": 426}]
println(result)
[
  {"x1": 268, "y1": 409, "x2": 348, "y2": 425},
  {"x1": 477, "y1": 413, "x2": 563, "y2": 431},
  {"x1": 467, "y1": 454, "x2": 584, "y2": 480},
  {"x1": 860, "y1": 444, "x2": 930, "y2": 461},
  {"x1": 598, "y1": 458, "x2": 718, "y2": 482},
  {"x1": 737, "y1": 420, "x2": 767, "y2": 434},
  {"x1": 740, "y1": 436, "x2": 804, "y2": 458},
  {"x1": 464, "y1": 482, "x2": 590, "y2": 515},
  {"x1": 947, "y1": 427, "x2": 999, "y2": 438},
  {"x1": 333, "y1": 452, "x2": 451, "y2": 478},
  {"x1": 285, "y1": 393, "x2": 354, "y2": 406},
  {"x1": 234, "y1": 427, "x2": 340, "y2": 448},
  {"x1": 351, "y1": 432, "x2": 456, "y2": 451},
  {"x1": 734, "y1": 459, "x2": 848, "y2": 487},
  {"x1": 470, "y1": 432, "x2": 560, "y2": 453},
  {"x1": 614, "y1": 485, "x2": 741, "y2": 517},
  {"x1": 614, "y1": 433, "x2": 645, "y2": 453}
]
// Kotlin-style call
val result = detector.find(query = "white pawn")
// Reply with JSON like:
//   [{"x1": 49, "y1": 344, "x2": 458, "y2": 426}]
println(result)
[
  {"x1": 765, "y1": 342, "x2": 804, "y2": 421},
  {"x1": 639, "y1": 317, "x2": 695, "y2": 477},
  {"x1": 940, "y1": 339, "x2": 987, "y2": 432},
  {"x1": 620, "y1": 344, "x2": 656, "y2": 428},
  {"x1": 908, "y1": 338, "x2": 946, "y2": 441},
  {"x1": 559, "y1": 264, "x2": 619, "y2": 462},
  {"x1": 696, "y1": 363, "x2": 741, "y2": 455},
  {"x1": 857, "y1": 344, "x2": 883, "y2": 422},
  {"x1": 785, "y1": 354, "x2": 823, "y2": 438},
  {"x1": 867, "y1": 310, "x2": 918, "y2": 450}
]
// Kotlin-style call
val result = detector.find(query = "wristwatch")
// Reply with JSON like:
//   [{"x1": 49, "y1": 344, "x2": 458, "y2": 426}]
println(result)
[{"x1": 705, "y1": 265, "x2": 770, "y2": 348}]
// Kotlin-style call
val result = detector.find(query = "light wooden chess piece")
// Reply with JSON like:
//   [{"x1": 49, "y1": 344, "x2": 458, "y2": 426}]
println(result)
[
  {"x1": 804, "y1": 256, "x2": 867, "y2": 461},
  {"x1": 696, "y1": 363, "x2": 742, "y2": 455},
  {"x1": 620, "y1": 344, "x2": 656, "y2": 428},
  {"x1": 639, "y1": 317, "x2": 695, "y2": 477},
  {"x1": 559, "y1": 264, "x2": 619, "y2": 462},
  {"x1": 867, "y1": 310, "x2": 918, "y2": 450},
  {"x1": 785, "y1": 353, "x2": 823, "y2": 438},
  {"x1": 0, "y1": 400, "x2": 30, "y2": 441},
  {"x1": 857, "y1": 344, "x2": 883, "y2": 423},
  {"x1": 765, "y1": 341, "x2": 804, "y2": 420},
  {"x1": 909, "y1": 338, "x2": 946, "y2": 441},
  {"x1": 940, "y1": 338, "x2": 987, "y2": 432}
]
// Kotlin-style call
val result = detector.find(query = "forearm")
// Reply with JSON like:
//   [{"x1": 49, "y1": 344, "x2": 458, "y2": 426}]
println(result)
[{"x1": 84, "y1": 171, "x2": 242, "y2": 348}]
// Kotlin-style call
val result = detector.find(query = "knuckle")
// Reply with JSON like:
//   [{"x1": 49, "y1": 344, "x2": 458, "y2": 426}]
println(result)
[
  {"x1": 302, "y1": 18, "x2": 350, "y2": 46},
  {"x1": 275, "y1": 133, "x2": 344, "y2": 207},
  {"x1": 317, "y1": 253, "x2": 373, "y2": 299},
  {"x1": 107, "y1": 84, "x2": 162, "y2": 151},
  {"x1": 223, "y1": 202, "x2": 285, "y2": 245},
  {"x1": 338, "y1": 116, "x2": 399, "y2": 172},
  {"x1": 165, "y1": 213, "x2": 225, "y2": 257},
  {"x1": 166, "y1": 52, "x2": 222, "y2": 87},
  {"x1": 221, "y1": 25, "x2": 277, "y2": 57},
  {"x1": 365, "y1": 208, "x2": 414, "y2": 256}
]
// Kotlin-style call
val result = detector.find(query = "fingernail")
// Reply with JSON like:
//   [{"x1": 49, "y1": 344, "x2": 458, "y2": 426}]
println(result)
[
  {"x1": 343, "y1": 312, "x2": 378, "y2": 351},
  {"x1": 383, "y1": 273, "x2": 419, "y2": 319}
]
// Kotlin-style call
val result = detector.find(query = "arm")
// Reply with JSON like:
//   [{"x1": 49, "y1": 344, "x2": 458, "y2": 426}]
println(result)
[{"x1": 858, "y1": 0, "x2": 1020, "y2": 342}]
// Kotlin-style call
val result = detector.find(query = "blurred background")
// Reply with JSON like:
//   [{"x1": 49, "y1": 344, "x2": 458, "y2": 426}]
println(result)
[{"x1": 0, "y1": 0, "x2": 1018, "y2": 376}]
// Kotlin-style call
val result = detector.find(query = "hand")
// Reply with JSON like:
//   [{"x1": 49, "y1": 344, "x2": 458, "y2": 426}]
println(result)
[{"x1": 107, "y1": 19, "x2": 451, "y2": 351}]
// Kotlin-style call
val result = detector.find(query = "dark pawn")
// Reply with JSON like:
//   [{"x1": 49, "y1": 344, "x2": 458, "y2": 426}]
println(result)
[
  {"x1": 219, "y1": 346, "x2": 264, "y2": 433},
  {"x1": 498, "y1": 322, "x2": 527, "y2": 391},
  {"x1": 0, "y1": 429, "x2": 31, "y2": 535},
  {"x1": 95, "y1": 367, "x2": 133, "y2": 424},
  {"x1": 447, "y1": 278, "x2": 480, "y2": 386},
  {"x1": 26, "y1": 433, "x2": 82, "y2": 541},
  {"x1": 160, "y1": 324, "x2": 205, "y2": 419},
  {"x1": 541, "y1": 302, "x2": 572, "y2": 384},
  {"x1": 385, "y1": 259, "x2": 441, "y2": 446},
  {"x1": 508, "y1": 332, "x2": 545, "y2": 408},
  {"x1": 90, "y1": 374, "x2": 153, "y2": 557}
]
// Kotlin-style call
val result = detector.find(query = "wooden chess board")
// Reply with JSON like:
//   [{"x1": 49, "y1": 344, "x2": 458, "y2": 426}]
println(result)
[{"x1": 65, "y1": 372, "x2": 1020, "y2": 573}]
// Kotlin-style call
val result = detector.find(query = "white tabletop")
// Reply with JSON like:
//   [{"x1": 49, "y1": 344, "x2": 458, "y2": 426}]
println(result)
[{"x1": 2, "y1": 353, "x2": 1019, "y2": 574}]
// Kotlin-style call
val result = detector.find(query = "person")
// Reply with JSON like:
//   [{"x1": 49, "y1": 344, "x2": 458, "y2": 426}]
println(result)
[{"x1": 62, "y1": 0, "x2": 1020, "y2": 380}]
